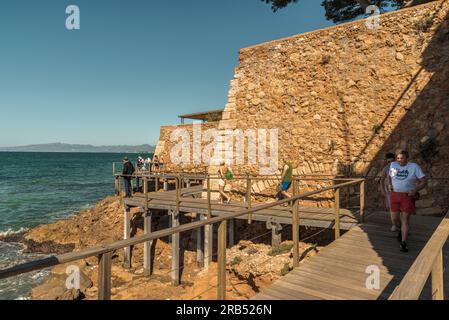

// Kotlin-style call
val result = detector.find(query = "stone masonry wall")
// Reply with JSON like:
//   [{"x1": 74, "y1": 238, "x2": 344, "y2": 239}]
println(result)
[{"x1": 155, "y1": 1, "x2": 449, "y2": 213}]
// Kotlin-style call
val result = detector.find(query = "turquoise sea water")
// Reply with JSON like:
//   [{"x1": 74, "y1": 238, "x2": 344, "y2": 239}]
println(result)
[{"x1": 0, "y1": 152, "x2": 152, "y2": 300}]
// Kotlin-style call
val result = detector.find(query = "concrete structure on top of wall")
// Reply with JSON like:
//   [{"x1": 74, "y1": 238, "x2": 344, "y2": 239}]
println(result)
[{"x1": 154, "y1": 0, "x2": 449, "y2": 212}]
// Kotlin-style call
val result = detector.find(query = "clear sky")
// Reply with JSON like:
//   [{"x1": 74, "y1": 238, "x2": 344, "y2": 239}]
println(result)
[{"x1": 0, "y1": 0, "x2": 336, "y2": 147}]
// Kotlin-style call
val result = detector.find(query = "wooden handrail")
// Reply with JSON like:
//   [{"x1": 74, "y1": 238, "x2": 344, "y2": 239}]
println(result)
[
  {"x1": 389, "y1": 213, "x2": 449, "y2": 300},
  {"x1": 0, "y1": 178, "x2": 364, "y2": 278},
  {"x1": 0, "y1": 178, "x2": 365, "y2": 300}
]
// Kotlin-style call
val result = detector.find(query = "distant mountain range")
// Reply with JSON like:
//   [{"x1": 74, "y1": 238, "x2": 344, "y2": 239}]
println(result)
[{"x1": 0, "y1": 143, "x2": 155, "y2": 153}]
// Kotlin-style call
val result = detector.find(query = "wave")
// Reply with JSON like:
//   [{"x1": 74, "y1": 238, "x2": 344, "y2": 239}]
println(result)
[{"x1": 0, "y1": 227, "x2": 29, "y2": 237}]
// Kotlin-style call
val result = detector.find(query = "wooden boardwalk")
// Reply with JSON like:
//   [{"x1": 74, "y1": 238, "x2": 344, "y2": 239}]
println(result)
[
  {"x1": 253, "y1": 212, "x2": 449, "y2": 300},
  {"x1": 123, "y1": 186, "x2": 360, "y2": 230}
]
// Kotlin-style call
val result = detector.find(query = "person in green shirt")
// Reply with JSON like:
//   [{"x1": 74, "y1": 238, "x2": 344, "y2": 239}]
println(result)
[
  {"x1": 277, "y1": 161, "x2": 293, "y2": 201},
  {"x1": 218, "y1": 162, "x2": 233, "y2": 204}
]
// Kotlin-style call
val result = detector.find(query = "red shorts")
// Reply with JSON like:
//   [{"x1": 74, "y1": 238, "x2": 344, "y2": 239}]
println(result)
[{"x1": 389, "y1": 192, "x2": 416, "y2": 214}]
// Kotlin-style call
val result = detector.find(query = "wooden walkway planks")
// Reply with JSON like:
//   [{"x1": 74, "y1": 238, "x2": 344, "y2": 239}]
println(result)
[
  {"x1": 253, "y1": 213, "x2": 448, "y2": 300},
  {"x1": 123, "y1": 188, "x2": 360, "y2": 230}
]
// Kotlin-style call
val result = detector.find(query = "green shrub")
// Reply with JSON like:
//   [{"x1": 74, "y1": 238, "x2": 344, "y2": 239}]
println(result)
[
  {"x1": 415, "y1": 14, "x2": 433, "y2": 33},
  {"x1": 280, "y1": 263, "x2": 291, "y2": 276},
  {"x1": 231, "y1": 256, "x2": 243, "y2": 266},
  {"x1": 268, "y1": 243, "x2": 293, "y2": 256}
]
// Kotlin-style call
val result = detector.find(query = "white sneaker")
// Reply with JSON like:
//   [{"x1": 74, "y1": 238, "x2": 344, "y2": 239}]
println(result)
[{"x1": 391, "y1": 225, "x2": 398, "y2": 232}]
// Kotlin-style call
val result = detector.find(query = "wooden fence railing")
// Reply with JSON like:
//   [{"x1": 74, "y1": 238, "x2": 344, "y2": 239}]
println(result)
[
  {"x1": 389, "y1": 212, "x2": 449, "y2": 300},
  {"x1": 0, "y1": 177, "x2": 365, "y2": 300}
]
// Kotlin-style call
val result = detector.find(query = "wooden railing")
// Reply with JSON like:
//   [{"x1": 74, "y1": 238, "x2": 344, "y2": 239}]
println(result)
[
  {"x1": 0, "y1": 176, "x2": 365, "y2": 300},
  {"x1": 389, "y1": 212, "x2": 449, "y2": 300}
]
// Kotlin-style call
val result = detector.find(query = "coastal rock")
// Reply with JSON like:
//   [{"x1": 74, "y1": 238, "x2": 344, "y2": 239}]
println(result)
[{"x1": 26, "y1": 195, "x2": 325, "y2": 300}]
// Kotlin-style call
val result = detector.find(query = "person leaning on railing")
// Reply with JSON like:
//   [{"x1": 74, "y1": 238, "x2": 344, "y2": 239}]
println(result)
[{"x1": 122, "y1": 156, "x2": 135, "y2": 198}]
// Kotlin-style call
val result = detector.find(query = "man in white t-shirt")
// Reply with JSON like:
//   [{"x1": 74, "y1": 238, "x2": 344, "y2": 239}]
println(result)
[{"x1": 387, "y1": 150, "x2": 427, "y2": 253}]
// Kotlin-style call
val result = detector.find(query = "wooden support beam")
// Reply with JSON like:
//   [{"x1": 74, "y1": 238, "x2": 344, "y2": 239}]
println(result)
[
  {"x1": 228, "y1": 219, "x2": 235, "y2": 247},
  {"x1": 360, "y1": 180, "x2": 366, "y2": 223},
  {"x1": 98, "y1": 252, "x2": 112, "y2": 300},
  {"x1": 246, "y1": 175, "x2": 252, "y2": 224},
  {"x1": 123, "y1": 207, "x2": 131, "y2": 269},
  {"x1": 143, "y1": 210, "x2": 152, "y2": 276},
  {"x1": 196, "y1": 214, "x2": 204, "y2": 268},
  {"x1": 272, "y1": 225, "x2": 282, "y2": 247},
  {"x1": 155, "y1": 177, "x2": 159, "y2": 192},
  {"x1": 292, "y1": 179, "x2": 300, "y2": 268},
  {"x1": 114, "y1": 177, "x2": 119, "y2": 196},
  {"x1": 217, "y1": 219, "x2": 227, "y2": 300},
  {"x1": 204, "y1": 224, "x2": 213, "y2": 269},
  {"x1": 171, "y1": 210, "x2": 180, "y2": 286},
  {"x1": 205, "y1": 176, "x2": 213, "y2": 269},
  {"x1": 431, "y1": 249, "x2": 444, "y2": 300},
  {"x1": 118, "y1": 177, "x2": 122, "y2": 201},
  {"x1": 334, "y1": 187, "x2": 341, "y2": 239},
  {"x1": 207, "y1": 176, "x2": 211, "y2": 217}
]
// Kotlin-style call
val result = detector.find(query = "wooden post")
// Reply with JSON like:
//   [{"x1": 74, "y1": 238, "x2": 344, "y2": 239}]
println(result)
[
  {"x1": 197, "y1": 215, "x2": 204, "y2": 268},
  {"x1": 114, "y1": 176, "x2": 119, "y2": 196},
  {"x1": 163, "y1": 180, "x2": 168, "y2": 191},
  {"x1": 205, "y1": 175, "x2": 213, "y2": 269},
  {"x1": 118, "y1": 176, "x2": 122, "y2": 201},
  {"x1": 123, "y1": 207, "x2": 131, "y2": 268},
  {"x1": 334, "y1": 187, "x2": 341, "y2": 239},
  {"x1": 143, "y1": 211, "x2": 152, "y2": 276},
  {"x1": 360, "y1": 179, "x2": 366, "y2": 223},
  {"x1": 143, "y1": 178, "x2": 151, "y2": 276},
  {"x1": 155, "y1": 177, "x2": 159, "y2": 192},
  {"x1": 346, "y1": 184, "x2": 350, "y2": 208},
  {"x1": 171, "y1": 209, "x2": 180, "y2": 286},
  {"x1": 292, "y1": 179, "x2": 300, "y2": 268},
  {"x1": 98, "y1": 252, "x2": 112, "y2": 300},
  {"x1": 228, "y1": 218, "x2": 235, "y2": 247},
  {"x1": 176, "y1": 176, "x2": 181, "y2": 216},
  {"x1": 431, "y1": 249, "x2": 444, "y2": 300},
  {"x1": 271, "y1": 223, "x2": 282, "y2": 247},
  {"x1": 207, "y1": 175, "x2": 211, "y2": 217},
  {"x1": 246, "y1": 175, "x2": 252, "y2": 224},
  {"x1": 217, "y1": 219, "x2": 227, "y2": 300}
]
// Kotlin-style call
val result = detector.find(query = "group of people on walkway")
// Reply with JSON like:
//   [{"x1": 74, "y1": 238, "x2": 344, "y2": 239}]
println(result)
[
  {"x1": 121, "y1": 150, "x2": 427, "y2": 253},
  {"x1": 136, "y1": 154, "x2": 165, "y2": 173},
  {"x1": 121, "y1": 154, "x2": 166, "y2": 197},
  {"x1": 216, "y1": 160, "x2": 293, "y2": 204}
]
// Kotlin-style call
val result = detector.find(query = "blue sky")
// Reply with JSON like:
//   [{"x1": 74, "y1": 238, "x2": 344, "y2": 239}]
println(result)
[{"x1": 0, "y1": 0, "x2": 336, "y2": 147}]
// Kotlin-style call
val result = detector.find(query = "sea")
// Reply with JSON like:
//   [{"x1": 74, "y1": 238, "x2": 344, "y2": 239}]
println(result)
[{"x1": 0, "y1": 152, "x2": 152, "y2": 300}]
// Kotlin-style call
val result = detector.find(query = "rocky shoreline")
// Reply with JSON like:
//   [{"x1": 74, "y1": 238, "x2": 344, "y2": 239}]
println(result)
[{"x1": 1, "y1": 195, "x2": 327, "y2": 300}]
